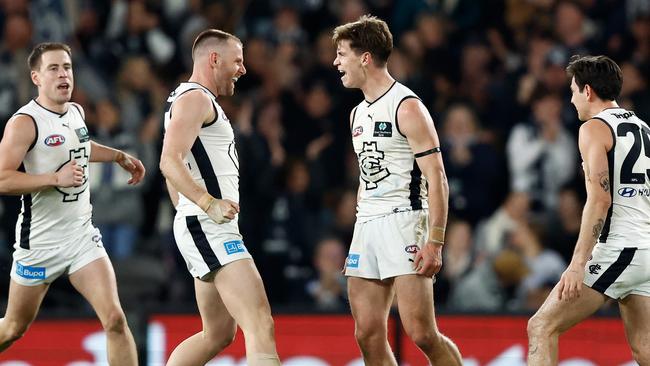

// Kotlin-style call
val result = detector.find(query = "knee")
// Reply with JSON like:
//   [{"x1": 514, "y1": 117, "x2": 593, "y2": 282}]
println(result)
[
  {"x1": 406, "y1": 327, "x2": 441, "y2": 354},
  {"x1": 0, "y1": 319, "x2": 30, "y2": 343},
  {"x1": 102, "y1": 309, "x2": 128, "y2": 334},
  {"x1": 354, "y1": 321, "x2": 385, "y2": 349},
  {"x1": 527, "y1": 313, "x2": 552, "y2": 339},
  {"x1": 206, "y1": 325, "x2": 236, "y2": 354}
]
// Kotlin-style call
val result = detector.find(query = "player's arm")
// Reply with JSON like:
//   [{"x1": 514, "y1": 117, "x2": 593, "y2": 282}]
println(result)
[
  {"x1": 165, "y1": 179, "x2": 180, "y2": 208},
  {"x1": 0, "y1": 115, "x2": 83, "y2": 194},
  {"x1": 159, "y1": 91, "x2": 238, "y2": 223},
  {"x1": 558, "y1": 119, "x2": 613, "y2": 301},
  {"x1": 399, "y1": 98, "x2": 449, "y2": 277},
  {"x1": 89, "y1": 141, "x2": 145, "y2": 185}
]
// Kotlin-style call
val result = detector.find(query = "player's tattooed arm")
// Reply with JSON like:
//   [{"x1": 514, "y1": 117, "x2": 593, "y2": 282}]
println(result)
[
  {"x1": 592, "y1": 218, "x2": 605, "y2": 239},
  {"x1": 598, "y1": 170, "x2": 610, "y2": 192}
]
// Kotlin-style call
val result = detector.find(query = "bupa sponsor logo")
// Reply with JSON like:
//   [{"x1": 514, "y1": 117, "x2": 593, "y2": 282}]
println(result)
[
  {"x1": 44, "y1": 134, "x2": 65, "y2": 146},
  {"x1": 224, "y1": 240, "x2": 245, "y2": 255},
  {"x1": 618, "y1": 187, "x2": 637, "y2": 198},
  {"x1": 16, "y1": 262, "x2": 46, "y2": 280},
  {"x1": 352, "y1": 125, "x2": 363, "y2": 137},
  {"x1": 346, "y1": 254, "x2": 360, "y2": 268},
  {"x1": 405, "y1": 245, "x2": 419, "y2": 254}
]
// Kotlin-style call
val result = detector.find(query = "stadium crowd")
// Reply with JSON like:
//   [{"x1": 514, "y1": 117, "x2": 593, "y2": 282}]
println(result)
[{"x1": 0, "y1": 0, "x2": 649, "y2": 314}]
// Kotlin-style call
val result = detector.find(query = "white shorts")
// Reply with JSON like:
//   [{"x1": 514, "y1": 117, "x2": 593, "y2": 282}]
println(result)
[
  {"x1": 583, "y1": 243, "x2": 650, "y2": 299},
  {"x1": 345, "y1": 210, "x2": 428, "y2": 280},
  {"x1": 173, "y1": 214, "x2": 252, "y2": 280},
  {"x1": 10, "y1": 225, "x2": 107, "y2": 286}
]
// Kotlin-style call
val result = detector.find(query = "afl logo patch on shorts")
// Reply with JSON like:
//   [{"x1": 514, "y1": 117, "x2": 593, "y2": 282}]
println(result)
[
  {"x1": 44, "y1": 134, "x2": 65, "y2": 146},
  {"x1": 352, "y1": 126, "x2": 363, "y2": 137},
  {"x1": 405, "y1": 245, "x2": 419, "y2": 254}
]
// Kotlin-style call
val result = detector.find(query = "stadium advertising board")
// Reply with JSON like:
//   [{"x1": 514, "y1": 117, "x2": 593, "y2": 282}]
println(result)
[{"x1": 0, "y1": 315, "x2": 637, "y2": 365}]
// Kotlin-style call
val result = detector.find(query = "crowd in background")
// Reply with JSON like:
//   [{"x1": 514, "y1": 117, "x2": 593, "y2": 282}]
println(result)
[{"x1": 0, "y1": 0, "x2": 649, "y2": 315}]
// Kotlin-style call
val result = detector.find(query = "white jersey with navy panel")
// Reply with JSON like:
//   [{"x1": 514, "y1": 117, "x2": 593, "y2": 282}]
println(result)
[
  {"x1": 594, "y1": 108, "x2": 650, "y2": 249},
  {"x1": 163, "y1": 82, "x2": 240, "y2": 217},
  {"x1": 351, "y1": 81, "x2": 428, "y2": 223},
  {"x1": 13, "y1": 99, "x2": 92, "y2": 250}
]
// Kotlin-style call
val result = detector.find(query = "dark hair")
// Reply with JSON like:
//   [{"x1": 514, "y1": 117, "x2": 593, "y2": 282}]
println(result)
[
  {"x1": 566, "y1": 55, "x2": 622, "y2": 101},
  {"x1": 28, "y1": 43, "x2": 72, "y2": 71},
  {"x1": 191, "y1": 29, "x2": 242, "y2": 60},
  {"x1": 332, "y1": 15, "x2": 393, "y2": 67}
]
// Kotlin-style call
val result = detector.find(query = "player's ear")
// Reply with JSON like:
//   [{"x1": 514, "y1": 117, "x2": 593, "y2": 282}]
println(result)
[
  {"x1": 210, "y1": 51, "x2": 220, "y2": 67},
  {"x1": 361, "y1": 52, "x2": 370, "y2": 66},
  {"x1": 30, "y1": 70, "x2": 40, "y2": 86},
  {"x1": 584, "y1": 84, "x2": 594, "y2": 100}
]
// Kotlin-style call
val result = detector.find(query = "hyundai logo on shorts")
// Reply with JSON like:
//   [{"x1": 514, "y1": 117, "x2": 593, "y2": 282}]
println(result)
[
  {"x1": 16, "y1": 262, "x2": 46, "y2": 280},
  {"x1": 224, "y1": 240, "x2": 245, "y2": 255},
  {"x1": 618, "y1": 187, "x2": 637, "y2": 198},
  {"x1": 346, "y1": 254, "x2": 360, "y2": 268}
]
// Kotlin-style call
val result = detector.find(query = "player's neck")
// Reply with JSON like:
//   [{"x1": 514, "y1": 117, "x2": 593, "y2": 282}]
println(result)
[
  {"x1": 188, "y1": 71, "x2": 219, "y2": 98},
  {"x1": 360, "y1": 70, "x2": 395, "y2": 103},
  {"x1": 35, "y1": 95, "x2": 68, "y2": 114},
  {"x1": 591, "y1": 100, "x2": 620, "y2": 117}
]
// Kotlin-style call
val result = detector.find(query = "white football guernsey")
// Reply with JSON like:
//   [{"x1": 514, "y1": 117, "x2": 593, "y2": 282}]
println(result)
[
  {"x1": 13, "y1": 99, "x2": 92, "y2": 249},
  {"x1": 351, "y1": 81, "x2": 428, "y2": 223},
  {"x1": 163, "y1": 82, "x2": 240, "y2": 217},
  {"x1": 594, "y1": 107, "x2": 650, "y2": 248}
]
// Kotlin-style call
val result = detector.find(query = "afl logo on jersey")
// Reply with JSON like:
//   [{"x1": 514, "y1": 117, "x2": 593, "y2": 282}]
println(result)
[
  {"x1": 353, "y1": 126, "x2": 363, "y2": 137},
  {"x1": 618, "y1": 187, "x2": 637, "y2": 197},
  {"x1": 44, "y1": 134, "x2": 65, "y2": 146}
]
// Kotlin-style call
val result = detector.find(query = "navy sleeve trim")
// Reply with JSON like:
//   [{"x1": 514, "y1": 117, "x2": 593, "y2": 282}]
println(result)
[
  {"x1": 14, "y1": 113, "x2": 38, "y2": 152},
  {"x1": 395, "y1": 96, "x2": 421, "y2": 138}
]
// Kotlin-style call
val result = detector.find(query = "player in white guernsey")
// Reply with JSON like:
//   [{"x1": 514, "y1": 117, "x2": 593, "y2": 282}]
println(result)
[
  {"x1": 0, "y1": 43, "x2": 143, "y2": 364},
  {"x1": 159, "y1": 30, "x2": 280, "y2": 366},
  {"x1": 333, "y1": 16, "x2": 462, "y2": 365},
  {"x1": 528, "y1": 55, "x2": 650, "y2": 365}
]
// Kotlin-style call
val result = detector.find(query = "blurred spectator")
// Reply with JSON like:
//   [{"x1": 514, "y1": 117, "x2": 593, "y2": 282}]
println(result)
[
  {"x1": 441, "y1": 103, "x2": 506, "y2": 225},
  {"x1": 475, "y1": 192, "x2": 531, "y2": 258},
  {"x1": 508, "y1": 223, "x2": 566, "y2": 310},
  {"x1": 619, "y1": 61, "x2": 650, "y2": 120},
  {"x1": 303, "y1": 237, "x2": 348, "y2": 310},
  {"x1": 507, "y1": 87, "x2": 577, "y2": 214},
  {"x1": 554, "y1": 1, "x2": 596, "y2": 55},
  {"x1": 546, "y1": 187, "x2": 583, "y2": 263},
  {"x1": 447, "y1": 249, "x2": 528, "y2": 311}
]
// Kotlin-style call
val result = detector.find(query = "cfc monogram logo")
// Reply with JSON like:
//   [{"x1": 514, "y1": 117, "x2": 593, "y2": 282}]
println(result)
[
  {"x1": 588, "y1": 264, "x2": 602, "y2": 275},
  {"x1": 359, "y1": 141, "x2": 390, "y2": 190}
]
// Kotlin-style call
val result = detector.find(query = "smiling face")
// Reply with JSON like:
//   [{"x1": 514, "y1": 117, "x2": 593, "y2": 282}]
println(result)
[
  {"x1": 32, "y1": 49, "x2": 73, "y2": 105},
  {"x1": 333, "y1": 40, "x2": 365, "y2": 89},
  {"x1": 213, "y1": 39, "x2": 246, "y2": 96}
]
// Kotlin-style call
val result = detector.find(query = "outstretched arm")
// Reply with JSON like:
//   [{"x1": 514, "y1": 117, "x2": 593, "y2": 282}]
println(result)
[
  {"x1": 558, "y1": 119, "x2": 613, "y2": 301},
  {"x1": 399, "y1": 98, "x2": 449, "y2": 277},
  {"x1": 159, "y1": 90, "x2": 239, "y2": 223},
  {"x1": 0, "y1": 115, "x2": 83, "y2": 194}
]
